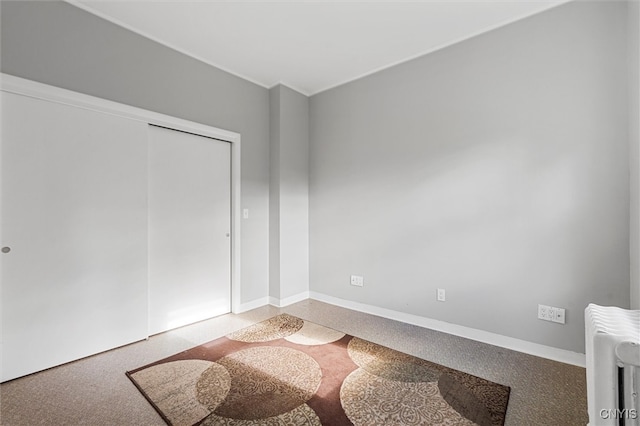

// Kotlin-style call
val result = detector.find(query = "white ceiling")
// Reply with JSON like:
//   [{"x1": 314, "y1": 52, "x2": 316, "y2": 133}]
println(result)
[{"x1": 69, "y1": 0, "x2": 571, "y2": 96}]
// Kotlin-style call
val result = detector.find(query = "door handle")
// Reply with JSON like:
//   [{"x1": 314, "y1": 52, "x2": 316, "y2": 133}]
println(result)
[{"x1": 2, "y1": 247, "x2": 11, "y2": 253}]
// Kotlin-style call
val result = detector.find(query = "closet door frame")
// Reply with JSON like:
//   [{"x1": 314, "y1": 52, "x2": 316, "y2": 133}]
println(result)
[{"x1": 0, "y1": 73, "x2": 243, "y2": 314}]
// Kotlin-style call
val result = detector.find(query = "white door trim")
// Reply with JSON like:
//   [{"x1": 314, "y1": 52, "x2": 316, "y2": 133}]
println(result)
[{"x1": 0, "y1": 73, "x2": 243, "y2": 314}]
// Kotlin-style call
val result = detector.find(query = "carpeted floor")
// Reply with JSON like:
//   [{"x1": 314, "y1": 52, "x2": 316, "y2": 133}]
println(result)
[
  {"x1": 0, "y1": 299, "x2": 588, "y2": 425},
  {"x1": 127, "y1": 314, "x2": 510, "y2": 425}
]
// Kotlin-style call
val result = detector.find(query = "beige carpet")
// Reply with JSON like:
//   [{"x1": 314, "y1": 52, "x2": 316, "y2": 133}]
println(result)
[{"x1": 128, "y1": 314, "x2": 510, "y2": 425}]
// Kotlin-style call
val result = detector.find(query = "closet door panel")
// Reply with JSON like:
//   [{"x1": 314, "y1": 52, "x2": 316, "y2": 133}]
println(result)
[
  {"x1": 1, "y1": 92, "x2": 148, "y2": 382},
  {"x1": 148, "y1": 126, "x2": 231, "y2": 335}
]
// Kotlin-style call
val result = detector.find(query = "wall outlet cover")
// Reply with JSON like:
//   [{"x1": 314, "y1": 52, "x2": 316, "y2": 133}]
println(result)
[
  {"x1": 552, "y1": 307, "x2": 566, "y2": 324},
  {"x1": 538, "y1": 304, "x2": 550, "y2": 321},
  {"x1": 350, "y1": 275, "x2": 364, "y2": 287},
  {"x1": 538, "y1": 304, "x2": 566, "y2": 324}
]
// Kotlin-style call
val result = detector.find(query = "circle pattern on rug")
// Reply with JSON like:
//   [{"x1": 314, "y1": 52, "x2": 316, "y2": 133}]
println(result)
[
  {"x1": 201, "y1": 403, "x2": 322, "y2": 425},
  {"x1": 226, "y1": 314, "x2": 304, "y2": 342},
  {"x1": 285, "y1": 320, "x2": 346, "y2": 345},
  {"x1": 341, "y1": 368, "x2": 476, "y2": 426},
  {"x1": 128, "y1": 315, "x2": 509, "y2": 426},
  {"x1": 348, "y1": 337, "x2": 442, "y2": 383},
  {"x1": 130, "y1": 359, "x2": 219, "y2": 426},
  {"x1": 213, "y1": 346, "x2": 322, "y2": 420},
  {"x1": 195, "y1": 363, "x2": 232, "y2": 411}
]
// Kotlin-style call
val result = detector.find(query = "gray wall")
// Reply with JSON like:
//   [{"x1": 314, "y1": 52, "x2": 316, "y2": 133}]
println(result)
[
  {"x1": 0, "y1": 1, "x2": 271, "y2": 307},
  {"x1": 2, "y1": 0, "x2": 634, "y2": 353},
  {"x1": 269, "y1": 85, "x2": 310, "y2": 302},
  {"x1": 630, "y1": 0, "x2": 640, "y2": 310},
  {"x1": 269, "y1": 87, "x2": 282, "y2": 300},
  {"x1": 309, "y1": 1, "x2": 630, "y2": 353}
]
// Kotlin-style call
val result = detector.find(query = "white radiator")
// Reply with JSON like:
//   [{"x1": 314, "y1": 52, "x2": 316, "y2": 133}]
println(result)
[{"x1": 585, "y1": 304, "x2": 640, "y2": 426}]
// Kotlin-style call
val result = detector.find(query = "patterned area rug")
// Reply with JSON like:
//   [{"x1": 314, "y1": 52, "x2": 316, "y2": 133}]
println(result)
[{"x1": 127, "y1": 314, "x2": 510, "y2": 425}]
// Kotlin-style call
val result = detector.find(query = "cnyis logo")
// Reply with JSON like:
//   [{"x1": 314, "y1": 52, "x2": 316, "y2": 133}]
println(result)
[{"x1": 599, "y1": 408, "x2": 638, "y2": 420}]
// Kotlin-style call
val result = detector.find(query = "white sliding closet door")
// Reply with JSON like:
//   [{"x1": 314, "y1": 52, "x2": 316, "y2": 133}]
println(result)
[
  {"x1": 1, "y1": 92, "x2": 148, "y2": 382},
  {"x1": 148, "y1": 125, "x2": 231, "y2": 335}
]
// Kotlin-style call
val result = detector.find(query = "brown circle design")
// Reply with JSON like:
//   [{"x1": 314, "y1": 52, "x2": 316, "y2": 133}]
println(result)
[
  {"x1": 195, "y1": 363, "x2": 232, "y2": 411},
  {"x1": 128, "y1": 316, "x2": 510, "y2": 426},
  {"x1": 200, "y1": 403, "x2": 322, "y2": 425},
  {"x1": 438, "y1": 373, "x2": 493, "y2": 426},
  {"x1": 226, "y1": 313, "x2": 304, "y2": 342},
  {"x1": 347, "y1": 337, "x2": 442, "y2": 383},
  {"x1": 440, "y1": 370, "x2": 511, "y2": 426},
  {"x1": 213, "y1": 346, "x2": 322, "y2": 420},
  {"x1": 341, "y1": 368, "x2": 476, "y2": 426}
]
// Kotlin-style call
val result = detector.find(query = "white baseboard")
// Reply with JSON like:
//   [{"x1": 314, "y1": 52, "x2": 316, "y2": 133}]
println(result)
[
  {"x1": 309, "y1": 291, "x2": 586, "y2": 367},
  {"x1": 269, "y1": 291, "x2": 310, "y2": 308},
  {"x1": 235, "y1": 297, "x2": 269, "y2": 314}
]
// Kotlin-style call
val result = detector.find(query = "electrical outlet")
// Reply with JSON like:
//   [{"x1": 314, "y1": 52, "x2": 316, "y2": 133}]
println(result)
[
  {"x1": 538, "y1": 304, "x2": 551, "y2": 321},
  {"x1": 537, "y1": 304, "x2": 545, "y2": 320},
  {"x1": 350, "y1": 275, "x2": 364, "y2": 287},
  {"x1": 437, "y1": 288, "x2": 446, "y2": 302},
  {"x1": 538, "y1": 304, "x2": 566, "y2": 324}
]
